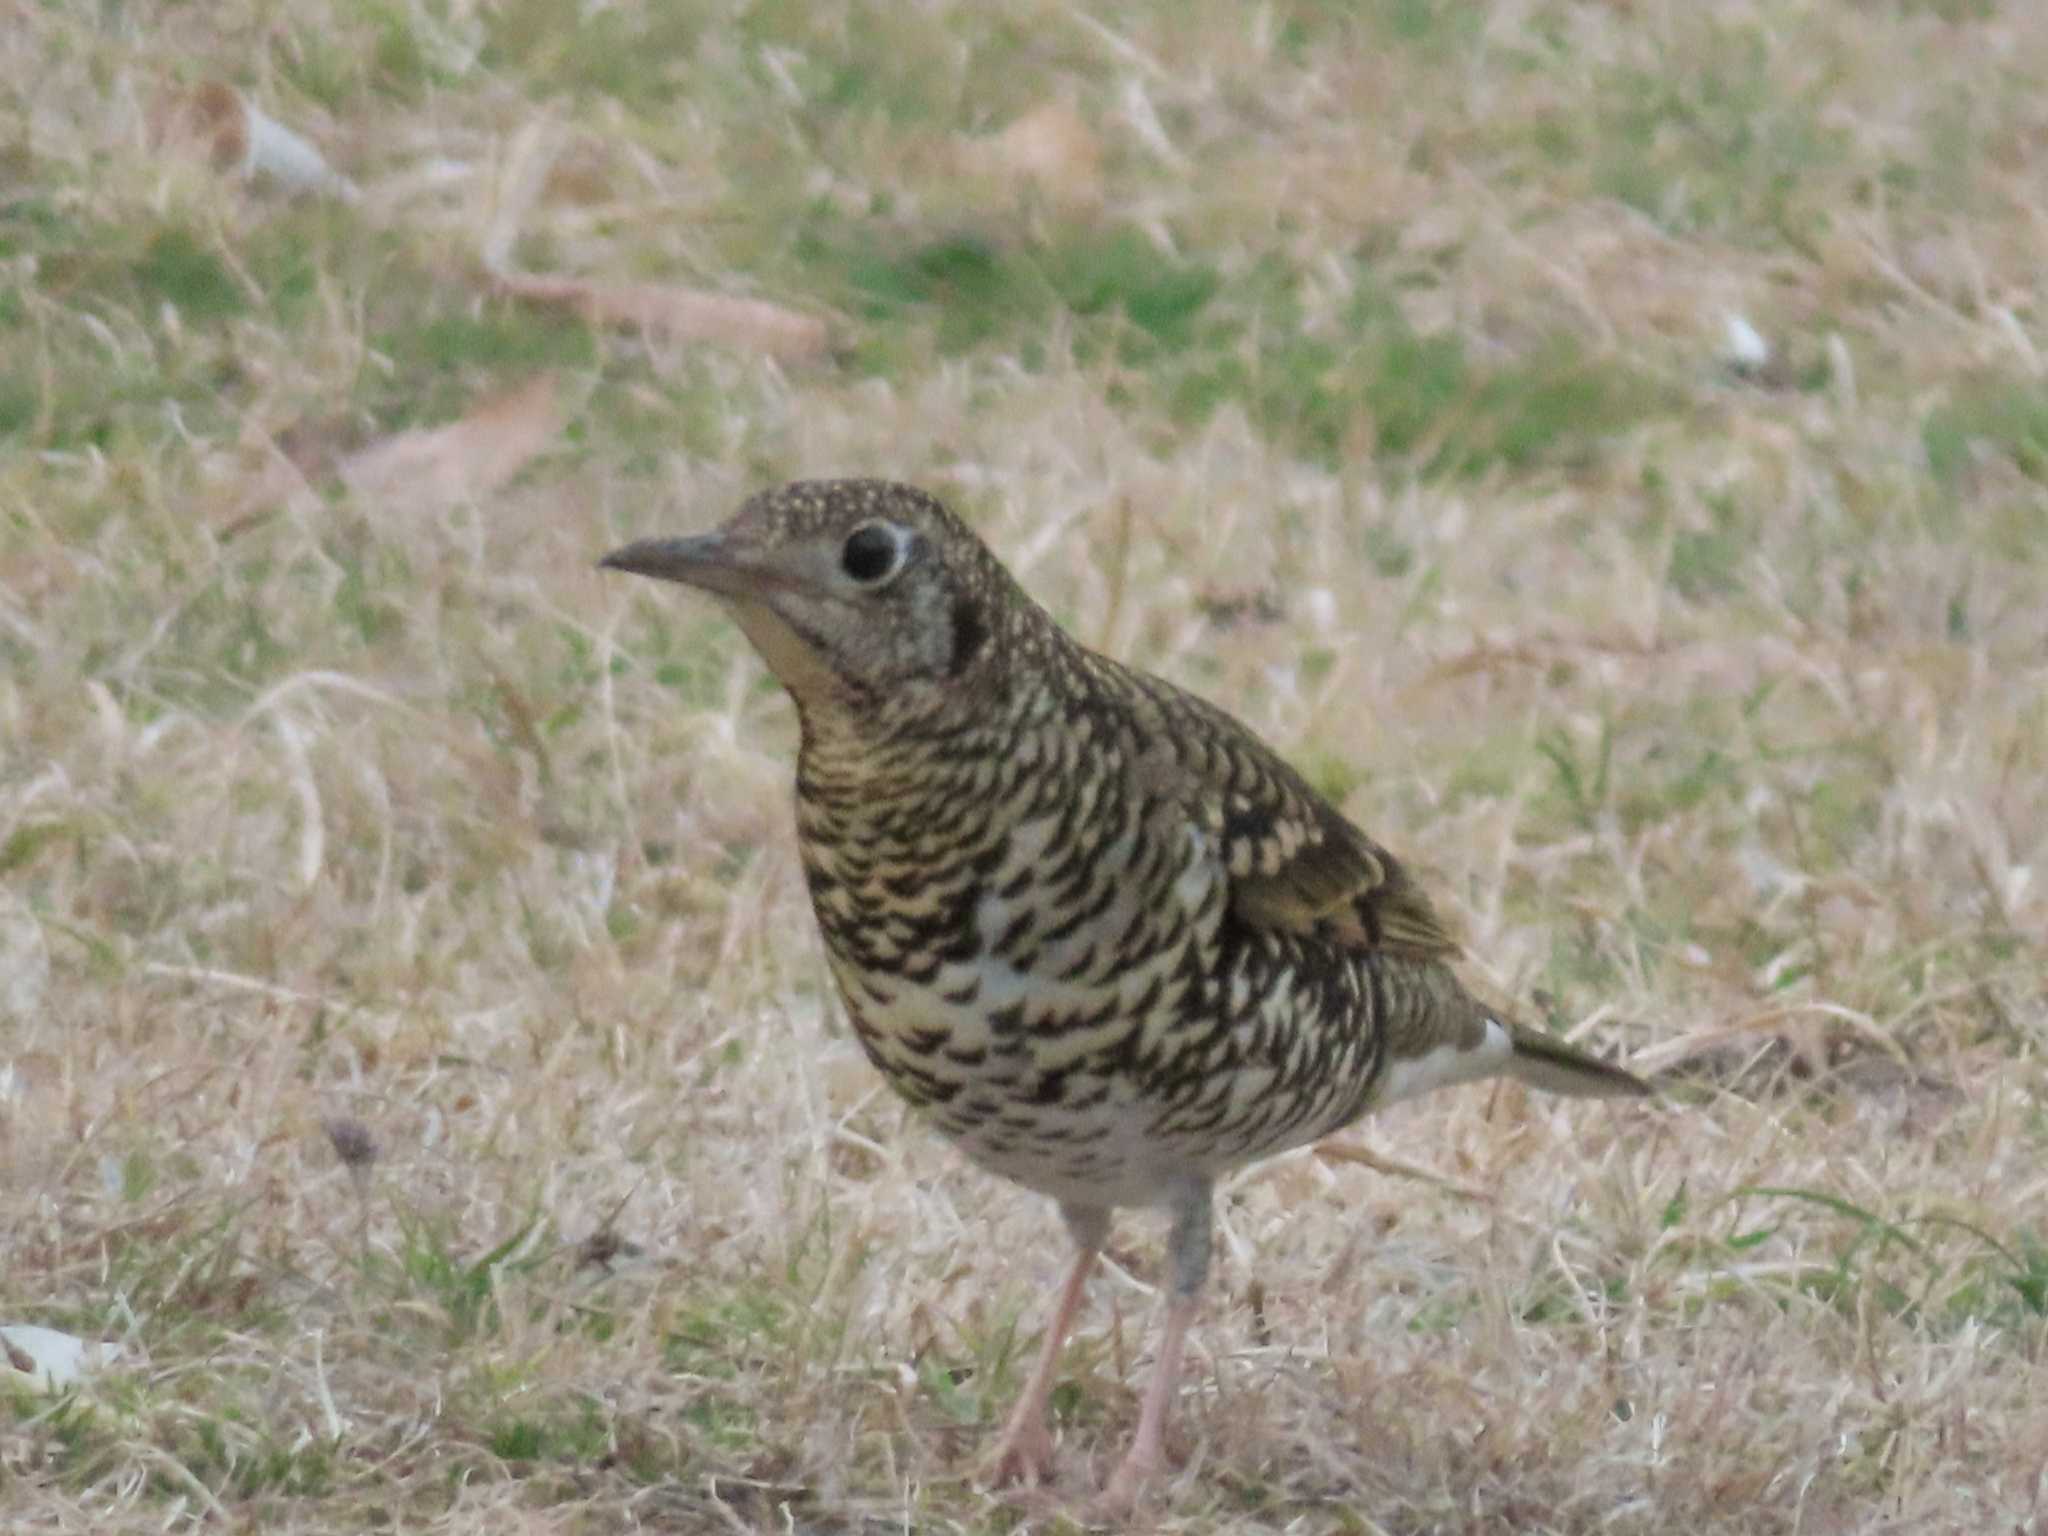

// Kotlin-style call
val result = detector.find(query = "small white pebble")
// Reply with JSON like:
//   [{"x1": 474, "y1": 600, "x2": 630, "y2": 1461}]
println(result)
[
  {"x1": 1722, "y1": 312, "x2": 1771, "y2": 372},
  {"x1": 0, "y1": 1324, "x2": 122, "y2": 1392},
  {"x1": 1300, "y1": 588, "x2": 1338, "y2": 631},
  {"x1": 244, "y1": 102, "x2": 361, "y2": 200}
]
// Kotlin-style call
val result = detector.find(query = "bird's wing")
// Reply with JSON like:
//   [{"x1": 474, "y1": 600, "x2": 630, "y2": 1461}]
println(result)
[{"x1": 1126, "y1": 673, "x2": 1462, "y2": 960}]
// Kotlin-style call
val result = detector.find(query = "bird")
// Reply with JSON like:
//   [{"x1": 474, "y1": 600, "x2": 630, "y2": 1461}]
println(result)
[{"x1": 601, "y1": 479, "x2": 1651, "y2": 1511}]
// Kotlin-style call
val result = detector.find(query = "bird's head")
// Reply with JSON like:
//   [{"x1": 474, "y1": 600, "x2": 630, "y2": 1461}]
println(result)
[{"x1": 600, "y1": 479, "x2": 1014, "y2": 723}]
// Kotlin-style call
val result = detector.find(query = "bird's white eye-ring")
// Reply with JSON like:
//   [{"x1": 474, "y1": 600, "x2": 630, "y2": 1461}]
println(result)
[{"x1": 840, "y1": 521, "x2": 904, "y2": 585}]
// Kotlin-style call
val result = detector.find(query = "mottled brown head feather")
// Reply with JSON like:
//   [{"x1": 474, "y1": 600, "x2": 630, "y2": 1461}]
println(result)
[
  {"x1": 604, "y1": 479, "x2": 1031, "y2": 723},
  {"x1": 606, "y1": 477, "x2": 1462, "y2": 962}
]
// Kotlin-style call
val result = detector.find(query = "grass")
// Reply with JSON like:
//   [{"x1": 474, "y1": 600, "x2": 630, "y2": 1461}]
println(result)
[{"x1": 4, "y1": 0, "x2": 2047, "y2": 1531}]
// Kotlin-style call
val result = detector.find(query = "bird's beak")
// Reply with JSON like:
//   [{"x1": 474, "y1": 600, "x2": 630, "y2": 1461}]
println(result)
[{"x1": 598, "y1": 532, "x2": 775, "y2": 601}]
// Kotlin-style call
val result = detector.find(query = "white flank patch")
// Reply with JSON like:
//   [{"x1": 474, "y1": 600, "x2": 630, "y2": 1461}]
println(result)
[
  {"x1": 1174, "y1": 825, "x2": 1215, "y2": 909},
  {"x1": 1376, "y1": 1016, "x2": 1512, "y2": 1108}
]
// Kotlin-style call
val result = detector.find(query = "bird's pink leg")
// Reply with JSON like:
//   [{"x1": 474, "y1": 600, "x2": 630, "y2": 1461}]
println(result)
[
  {"x1": 983, "y1": 1206, "x2": 1106, "y2": 1487},
  {"x1": 1095, "y1": 1177, "x2": 1213, "y2": 1517},
  {"x1": 1097, "y1": 1288, "x2": 1198, "y2": 1513}
]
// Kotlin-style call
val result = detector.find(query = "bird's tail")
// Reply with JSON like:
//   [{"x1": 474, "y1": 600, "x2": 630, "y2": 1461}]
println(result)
[{"x1": 1503, "y1": 1018, "x2": 1652, "y2": 1099}]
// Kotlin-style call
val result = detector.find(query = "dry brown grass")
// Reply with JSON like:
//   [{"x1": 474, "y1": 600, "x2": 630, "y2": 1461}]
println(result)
[{"x1": 3, "y1": 1, "x2": 2046, "y2": 1530}]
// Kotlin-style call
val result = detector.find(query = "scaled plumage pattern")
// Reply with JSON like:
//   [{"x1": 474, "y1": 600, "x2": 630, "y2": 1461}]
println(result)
[{"x1": 602, "y1": 479, "x2": 1650, "y2": 1510}]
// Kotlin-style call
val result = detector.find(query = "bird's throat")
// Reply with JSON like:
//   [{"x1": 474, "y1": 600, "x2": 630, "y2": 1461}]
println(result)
[{"x1": 721, "y1": 595, "x2": 851, "y2": 712}]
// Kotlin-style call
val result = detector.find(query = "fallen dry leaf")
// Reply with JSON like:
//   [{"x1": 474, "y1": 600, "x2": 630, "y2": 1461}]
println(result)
[
  {"x1": 339, "y1": 373, "x2": 561, "y2": 515},
  {"x1": 959, "y1": 101, "x2": 1104, "y2": 212},
  {"x1": 163, "y1": 82, "x2": 359, "y2": 200},
  {"x1": 199, "y1": 419, "x2": 330, "y2": 536},
  {"x1": 477, "y1": 118, "x2": 825, "y2": 360},
  {"x1": 492, "y1": 271, "x2": 830, "y2": 361},
  {"x1": 162, "y1": 81, "x2": 249, "y2": 171}
]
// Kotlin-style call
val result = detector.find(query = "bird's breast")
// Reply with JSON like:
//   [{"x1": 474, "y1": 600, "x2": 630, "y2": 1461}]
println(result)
[
  {"x1": 800, "y1": 779, "x2": 1240, "y2": 1197},
  {"x1": 794, "y1": 736, "x2": 1391, "y2": 1207}
]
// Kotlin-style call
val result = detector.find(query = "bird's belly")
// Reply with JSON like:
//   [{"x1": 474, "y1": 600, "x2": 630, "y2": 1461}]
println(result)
[
  {"x1": 837, "y1": 951, "x2": 1173, "y2": 1203},
  {"x1": 833, "y1": 933, "x2": 1380, "y2": 1211},
  {"x1": 816, "y1": 811, "x2": 1381, "y2": 1207}
]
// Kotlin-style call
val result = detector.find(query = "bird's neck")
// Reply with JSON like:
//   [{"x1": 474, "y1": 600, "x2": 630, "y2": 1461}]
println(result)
[
  {"x1": 794, "y1": 689, "x2": 1011, "y2": 814},
  {"x1": 791, "y1": 652, "x2": 1089, "y2": 854}
]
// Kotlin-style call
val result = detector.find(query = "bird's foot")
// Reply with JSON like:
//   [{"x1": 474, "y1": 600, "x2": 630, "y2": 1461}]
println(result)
[
  {"x1": 981, "y1": 1414, "x2": 1057, "y2": 1489},
  {"x1": 1088, "y1": 1440, "x2": 1162, "y2": 1522}
]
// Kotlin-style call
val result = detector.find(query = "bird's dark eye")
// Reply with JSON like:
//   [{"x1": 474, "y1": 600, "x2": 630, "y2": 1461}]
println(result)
[{"x1": 840, "y1": 523, "x2": 900, "y2": 584}]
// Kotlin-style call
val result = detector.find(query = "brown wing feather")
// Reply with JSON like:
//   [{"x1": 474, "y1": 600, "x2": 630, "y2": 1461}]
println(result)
[{"x1": 1118, "y1": 667, "x2": 1461, "y2": 960}]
